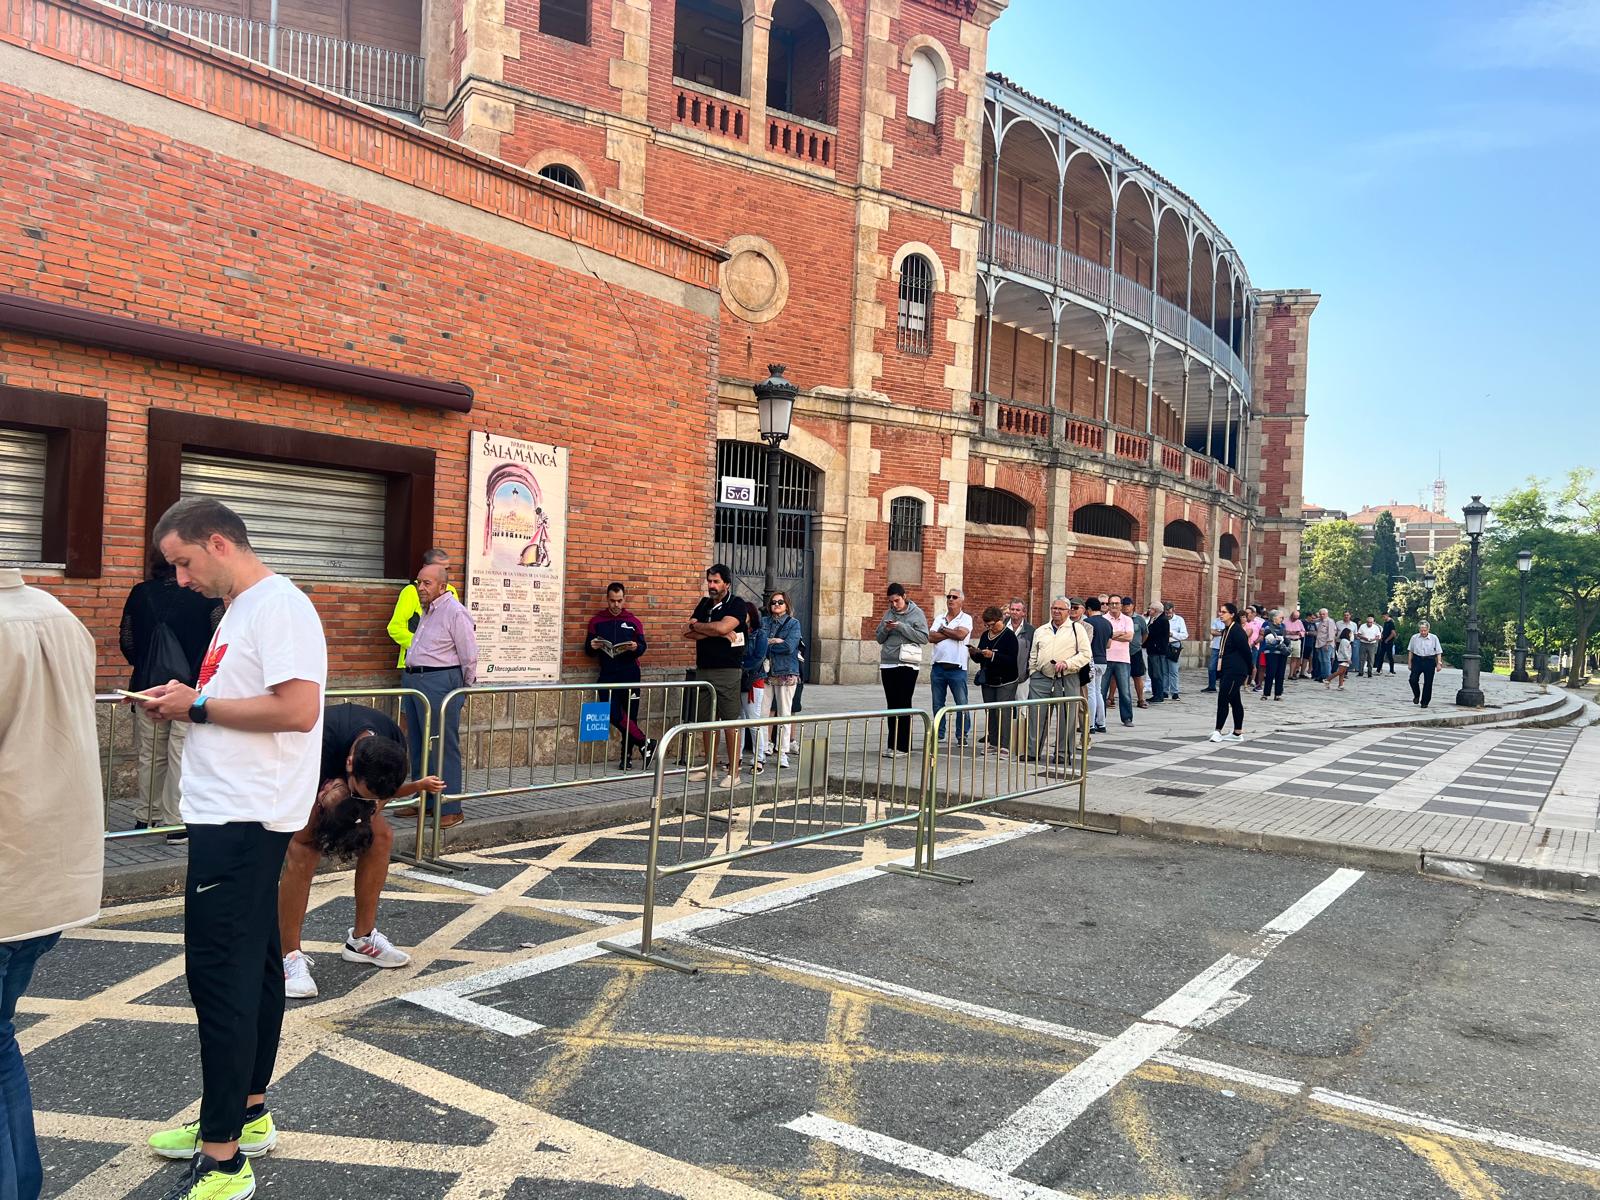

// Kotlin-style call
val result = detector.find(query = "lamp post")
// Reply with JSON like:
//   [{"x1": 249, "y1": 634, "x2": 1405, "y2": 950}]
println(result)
[
  {"x1": 753, "y1": 364, "x2": 797, "y2": 604},
  {"x1": 1454, "y1": 495, "x2": 1490, "y2": 708},
  {"x1": 1509, "y1": 548, "x2": 1533, "y2": 682}
]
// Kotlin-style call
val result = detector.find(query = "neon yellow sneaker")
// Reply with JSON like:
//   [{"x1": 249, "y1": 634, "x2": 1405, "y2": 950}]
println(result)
[
  {"x1": 156, "y1": 1155, "x2": 255, "y2": 1200},
  {"x1": 148, "y1": 1111, "x2": 277, "y2": 1160}
]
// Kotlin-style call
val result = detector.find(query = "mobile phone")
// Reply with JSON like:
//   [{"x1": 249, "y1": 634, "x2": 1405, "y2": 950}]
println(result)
[{"x1": 116, "y1": 688, "x2": 160, "y2": 703}]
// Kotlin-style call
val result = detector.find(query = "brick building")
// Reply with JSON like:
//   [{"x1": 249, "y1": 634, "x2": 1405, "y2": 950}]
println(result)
[
  {"x1": 1348, "y1": 503, "x2": 1464, "y2": 567},
  {"x1": 1, "y1": 0, "x2": 1314, "y2": 685}
]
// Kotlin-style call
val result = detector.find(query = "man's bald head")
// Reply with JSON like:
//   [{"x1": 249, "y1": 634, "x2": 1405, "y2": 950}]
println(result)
[{"x1": 416, "y1": 562, "x2": 449, "y2": 605}]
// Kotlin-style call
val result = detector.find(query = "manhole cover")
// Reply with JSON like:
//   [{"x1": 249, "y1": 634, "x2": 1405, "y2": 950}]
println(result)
[{"x1": 1149, "y1": 786, "x2": 1205, "y2": 798}]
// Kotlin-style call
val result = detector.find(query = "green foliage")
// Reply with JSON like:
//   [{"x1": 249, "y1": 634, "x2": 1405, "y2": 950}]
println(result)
[
  {"x1": 1298, "y1": 521, "x2": 1387, "y2": 618},
  {"x1": 1370, "y1": 510, "x2": 1402, "y2": 595}
]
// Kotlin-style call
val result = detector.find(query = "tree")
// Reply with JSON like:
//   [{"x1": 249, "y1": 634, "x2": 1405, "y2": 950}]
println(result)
[
  {"x1": 1482, "y1": 471, "x2": 1600, "y2": 687},
  {"x1": 1299, "y1": 521, "x2": 1386, "y2": 618},
  {"x1": 1371, "y1": 510, "x2": 1402, "y2": 597}
]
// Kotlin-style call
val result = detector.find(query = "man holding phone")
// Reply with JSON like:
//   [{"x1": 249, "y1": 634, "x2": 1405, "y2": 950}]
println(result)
[{"x1": 135, "y1": 497, "x2": 327, "y2": 1200}]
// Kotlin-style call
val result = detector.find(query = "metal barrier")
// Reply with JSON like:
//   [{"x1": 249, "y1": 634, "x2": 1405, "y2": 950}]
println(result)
[
  {"x1": 428, "y1": 680, "x2": 716, "y2": 857},
  {"x1": 919, "y1": 693, "x2": 1099, "y2": 882},
  {"x1": 323, "y1": 687, "x2": 434, "y2": 865},
  {"x1": 600, "y1": 707, "x2": 934, "y2": 972},
  {"x1": 96, "y1": 688, "x2": 433, "y2": 864}
]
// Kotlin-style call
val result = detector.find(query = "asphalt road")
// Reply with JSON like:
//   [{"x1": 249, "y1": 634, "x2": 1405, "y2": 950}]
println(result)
[{"x1": 23, "y1": 814, "x2": 1600, "y2": 1199}]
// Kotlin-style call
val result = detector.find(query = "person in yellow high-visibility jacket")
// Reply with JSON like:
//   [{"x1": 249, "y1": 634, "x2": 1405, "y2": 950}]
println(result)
[{"x1": 387, "y1": 549, "x2": 458, "y2": 672}]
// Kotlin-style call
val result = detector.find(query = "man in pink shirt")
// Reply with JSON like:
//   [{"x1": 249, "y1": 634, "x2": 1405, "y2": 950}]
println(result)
[
  {"x1": 403, "y1": 562, "x2": 478, "y2": 827},
  {"x1": 1243, "y1": 605, "x2": 1265, "y2": 691},
  {"x1": 1102, "y1": 595, "x2": 1136, "y2": 726}
]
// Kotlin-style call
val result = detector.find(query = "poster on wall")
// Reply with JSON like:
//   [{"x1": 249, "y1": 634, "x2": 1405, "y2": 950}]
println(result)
[{"x1": 465, "y1": 431, "x2": 569, "y2": 682}]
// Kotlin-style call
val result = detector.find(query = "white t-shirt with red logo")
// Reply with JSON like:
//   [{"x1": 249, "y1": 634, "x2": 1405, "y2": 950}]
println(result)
[{"x1": 180, "y1": 573, "x2": 328, "y2": 832}]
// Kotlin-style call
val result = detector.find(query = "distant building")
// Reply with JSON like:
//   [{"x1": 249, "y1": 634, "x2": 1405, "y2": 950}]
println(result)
[
  {"x1": 1302, "y1": 503, "x2": 1348, "y2": 524},
  {"x1": 1347, "y1": 503, "x2": 1463, "y2": 566}
]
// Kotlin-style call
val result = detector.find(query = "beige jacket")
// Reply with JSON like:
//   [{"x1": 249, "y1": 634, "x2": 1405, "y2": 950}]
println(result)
[
  {"x1": 1028, "y1": 618, "x2": 1094, "y2": 678},
  {"x1": 1, "y1": 569, "x2": 104, "y2": 942}
]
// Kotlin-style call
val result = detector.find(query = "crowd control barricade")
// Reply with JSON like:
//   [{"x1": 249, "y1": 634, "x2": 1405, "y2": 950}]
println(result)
[
  {"x1": 919, "y1": 693, "x2": 1103, "y2": 881},
  {"x1": 428, "y1": 680, "x2": 716, "y2": 860},
  {"x1": 599, "y1": 707, "x2": 934, "y2": 973},
  {"x1": 97, "y1": 688, "x2": 436, "y2": 862},
  {"x1": 324, "y1": 686, "x2": 434, "y2": 866}
]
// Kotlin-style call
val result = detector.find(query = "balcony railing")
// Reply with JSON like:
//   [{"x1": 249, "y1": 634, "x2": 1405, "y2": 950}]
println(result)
[
  {"x1": 980, "y1": 220, "x2": 1251, "y2": 396},
  {"x1": 767, "y1": 111, "x2": 834, "y2": 168},
  {"x1": 973, "y1": 393, "x2": 1243, "y2": 498},
  {"x1": 674, "y1": 80, "x2": 748, "y2": 143},
  {"x1": 110, "y1": 0, "x2": 424, "y2": 112}
]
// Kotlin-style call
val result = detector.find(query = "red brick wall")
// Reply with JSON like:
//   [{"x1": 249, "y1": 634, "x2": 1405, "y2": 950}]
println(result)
[
  {"x1": 1, "y1": 6, "x2": 722, "y2": 688},
  {"x1": 963, "y1": 532, "x2": 1035, "y2": 617}
]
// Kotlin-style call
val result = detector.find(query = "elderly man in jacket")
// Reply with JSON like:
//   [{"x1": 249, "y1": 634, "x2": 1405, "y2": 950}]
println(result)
[
  {"x1": 1025, "y1": 596, "x2": 1094, "y2": 765},
  {"x1": 1, "y1": 569, "x2": 103, "y2": 1200}
]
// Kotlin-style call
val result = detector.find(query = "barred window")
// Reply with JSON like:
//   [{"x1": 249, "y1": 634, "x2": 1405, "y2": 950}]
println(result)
[
  {"x1": 1072, "y1": 503, "x2": 1135, "y2": 541},
  {"x1": 897, "y1": 254, "x2": 934, "y2": 354},
  {"x1": 967, "y1": 486, "x2": 1030, "y2": 529},
  {"x1": 889, "y1": 496, "x2": 924, "y2": 552},
  {"x1": 537, "y1": 164, "x2": 585, "y2": 191},
  {"x1": 1163, "y1": 520, "x2": 1201, "y2": 551}
]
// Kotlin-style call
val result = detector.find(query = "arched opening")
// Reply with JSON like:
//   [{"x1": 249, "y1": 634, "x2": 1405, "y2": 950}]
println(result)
[
  {"x1": 1163, "y1": 519, "x2": 1201, "y2": 552},
  {"x1": 767, "y1": 0, "x2": 835, "y2": 125},
  {"x1": 1219, "y1": 532, "x2": 1239, "y2": 562},
  {"x1": 897, "y1": 253, "x2": 934, "y2": 355},
  {"x1": 967, "y1": 486, "x2": 1032, "y2": 529},
  {"x1": 907, "y1": 49, "x2": 939, "y2": 124},
  {"x1": 536, "y1": 163, "x2": 585, "y2": 191},
  {"x1": 1072, "y1": 503, "x2": 1136, "y2": 542},
  {"x1": 888, "y1": 494, "x2": 925, "y2": 585},
  {"x1": 673, "y1": 0, "x2": 746, "y2": 95}
]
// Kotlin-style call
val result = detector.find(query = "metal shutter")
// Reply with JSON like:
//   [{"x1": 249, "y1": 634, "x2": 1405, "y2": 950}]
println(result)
[
  {"x1": 0, "y1": 426, "x2": 48, "y2": 565},
  {"x1": 180, "y1": 453, "x2": 389, "y2": 580}
]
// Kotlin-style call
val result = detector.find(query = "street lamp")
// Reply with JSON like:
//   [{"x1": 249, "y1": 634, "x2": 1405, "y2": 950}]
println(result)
[
  {"x1": 1454, "y1": 494, "x2": 1491, "y2": 708},
  {"x1": 753, "y1": 364, "x2": 798, "y2": 604},
  {"x1": 1509, "y1": 548, "x2": 1534, "y2": 682}
]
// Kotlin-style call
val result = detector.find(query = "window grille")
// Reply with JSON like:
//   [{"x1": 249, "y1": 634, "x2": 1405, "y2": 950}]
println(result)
[
  {"x1": 537, "y1": 163, "x2": 585, "y2": 191},
  {"x1": 1072, "y1": 503, "x2": 1135, "y2": 541},
  {"x1": 888, "y1": 496, "x2": 924, "y2": 552},
  {"x1": 897, "y1": 254, "x2": 934, "y2": 354},
  {"x1": 967, "y1": 486, "x2": 1030, "y2": 529},
  {"x1": 1163, "y1": 520, "x2": 1201, "y2": 551}
]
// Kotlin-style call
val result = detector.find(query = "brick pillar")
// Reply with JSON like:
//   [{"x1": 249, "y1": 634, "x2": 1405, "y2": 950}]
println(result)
[{"x1": 1249, "y1": 289, "x2": 1319, "y2": 610}]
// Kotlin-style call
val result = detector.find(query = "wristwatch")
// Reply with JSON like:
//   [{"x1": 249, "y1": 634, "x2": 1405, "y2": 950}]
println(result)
[{"x1": 189, "y1": 694, "x2": 210, "y2": 725}]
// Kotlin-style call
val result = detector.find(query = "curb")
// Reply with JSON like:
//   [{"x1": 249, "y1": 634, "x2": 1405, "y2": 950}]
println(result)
[{"x1": 993, "y1": 798, "x2": 1597, "y2": 902}]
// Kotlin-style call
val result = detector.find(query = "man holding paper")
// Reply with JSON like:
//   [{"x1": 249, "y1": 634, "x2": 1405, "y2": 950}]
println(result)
[{"x1": 585, "y1": 581, "x2": 654, "y2": 769}]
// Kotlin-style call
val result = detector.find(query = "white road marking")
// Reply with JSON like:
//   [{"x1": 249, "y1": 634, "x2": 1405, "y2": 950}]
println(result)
[
  {"x1": 400, "y1": 823, "x2": 1049, "y2": 1033},
  {"x1": 395, "y1": 869, "x2": 497, "y2": 895},
  {"x1": 961, "y1": 868, "x2": 1364, "y2": 1173},
  {"x1": 785, "y1": 1114, "x2": 1082, "y2": 1200}
]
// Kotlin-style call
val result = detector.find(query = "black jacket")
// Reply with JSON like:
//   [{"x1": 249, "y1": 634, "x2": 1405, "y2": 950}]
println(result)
[
  {"x1": 119, "y1": 577, "x2": 224, "y2": 691},
  {"x1": 1218, "y1": 621, "x2": 1254, "y2": 678}
]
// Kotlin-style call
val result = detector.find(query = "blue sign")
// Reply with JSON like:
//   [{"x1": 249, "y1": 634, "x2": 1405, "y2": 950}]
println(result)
[{"x1": 579, "y1": 702, "x2": 611, "y2": 743}]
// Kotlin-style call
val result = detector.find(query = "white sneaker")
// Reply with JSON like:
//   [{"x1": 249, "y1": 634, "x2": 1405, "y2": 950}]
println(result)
[
  {"x1": 342, "y1": 928, "x2": 411, "y2": 969},
  {"x1": 283, "y1": 950, "x2": 317, "y2": 998},
  {"x1": 779, "y1": 753, "x2": 791, "y2": 769},
  {"x1": 1229, "y1": 732, "x2": 1245, "y2": 742},
  {"x1": 1208, "y1": 730, "x2": 1225, "y2": 743},
  {"x1": 883, "y1": 749, "x2": 898, "y2": 759}
]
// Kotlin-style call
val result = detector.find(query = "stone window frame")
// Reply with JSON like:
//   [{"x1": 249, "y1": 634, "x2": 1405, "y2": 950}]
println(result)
[
  {"x1": 901, "y1": 37, "x2": 953, "y2": 128},
  {"x1": 893, "y1": 244, "x2": 944, "y2": 356},
  {"x1": 0, "y1": 386, "x2": 106, "y2": 577}
]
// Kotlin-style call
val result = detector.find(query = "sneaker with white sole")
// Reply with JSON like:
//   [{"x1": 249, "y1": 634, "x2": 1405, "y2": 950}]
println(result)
[
  {"x1": 342, "y1": 928, "x2": 410, "y2": 969},
  {"x1": 156, "y1": 1154, "x2": 256, "y2": 1200},
  {"x1": 1208, "y1": 730, "x2": 1225, "y2": 742},
  {"x1": 282, "y1": 950, "x2": 317, "y2": 998},
  {"x1": 1228, "y1": 732, "x2": 1245, "y2": 742},
  {"x1": 778, "y1": 753, "x2": 791, "y2": 769},
  {"x1": 150, "y1": 1110, "x2": 277, "y2": 1160}
]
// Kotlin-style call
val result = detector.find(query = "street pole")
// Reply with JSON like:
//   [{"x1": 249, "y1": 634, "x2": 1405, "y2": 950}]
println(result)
[
  {"x1": 1510, "y1": 548, "x2": 1532, "y2": 683},
  {"x1": 763, "y1": 436, "x2": 782, "y2": 604},
  {"x1": 752, "y1": 364, "x2": 797, "y2": 606},
  {"x1": 1455, "y1": 495, "x2": 1489, "y2": 707}
]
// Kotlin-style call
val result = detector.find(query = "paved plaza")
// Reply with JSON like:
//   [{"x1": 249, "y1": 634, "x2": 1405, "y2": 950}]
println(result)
[{"x1": 23, "y1": 813, "x2": 1600, "y2": 1199}]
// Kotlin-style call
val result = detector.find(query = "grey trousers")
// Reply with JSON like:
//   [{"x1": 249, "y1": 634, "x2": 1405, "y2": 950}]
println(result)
[{"x1": 1026, "y1": 672, "x2": 1082, "y2": 760}]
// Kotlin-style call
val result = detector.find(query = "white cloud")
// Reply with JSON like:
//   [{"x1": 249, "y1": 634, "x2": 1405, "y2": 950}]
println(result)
[{"x1": 1457, "y1": 0, "x2": 1600, "y2": 70}]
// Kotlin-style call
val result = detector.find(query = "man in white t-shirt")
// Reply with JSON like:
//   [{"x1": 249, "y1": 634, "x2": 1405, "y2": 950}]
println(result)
[
  {"x1": 1356, "y1": 613, "x2": 1383, "y2": 678},
  {"x1": 928, "y1": 587, "x2": 975, "y2": 744},
  {"x1": 135, "y1": 497, "x2": 327, "y2": 1200}
]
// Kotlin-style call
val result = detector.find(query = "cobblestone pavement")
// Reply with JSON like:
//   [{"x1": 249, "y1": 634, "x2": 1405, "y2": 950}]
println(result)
[{"x1": 24, "y1": 819, "x2": 1600, "y2": 1199}]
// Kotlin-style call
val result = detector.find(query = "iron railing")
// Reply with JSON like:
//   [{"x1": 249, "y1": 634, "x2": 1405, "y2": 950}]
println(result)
[{"x1": 110, "y1": 0, "x2": 425, "y2": 112}]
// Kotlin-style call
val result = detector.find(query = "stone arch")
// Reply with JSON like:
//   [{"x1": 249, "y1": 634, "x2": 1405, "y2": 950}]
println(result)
[
  {"x1": 891, "y1": 241, "x2": 946, "y2": 292},
  {"x1": 524, "y1": 150, "x2": 598, "y2": 196},
  {"x1": 1071, "y1": 502, "x2": 1138, "y2": 542},
  {"x1": 880, "y1": 483, "x2": 936, "y2": 524},
  {"x1": 717, "y1": 404, "x2": 846, "y2": 515},
  {"x1": 901, "y1": 34, "x2": 954, "y2": 85},
  {"x1": 756, "y1": 0, "x2": 852, "y2": 55}
]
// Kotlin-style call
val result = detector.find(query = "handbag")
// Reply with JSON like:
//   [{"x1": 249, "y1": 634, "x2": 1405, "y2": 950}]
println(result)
[
  {"x1": 897, "y1": 641, "x2": 923, "y2": 665},
  {"x1": 1167, "y1": 643, "x2": 1182, "y2": 662},
  {"x1": 140, "y1": 622, "x2": 193, "y2": 690}
]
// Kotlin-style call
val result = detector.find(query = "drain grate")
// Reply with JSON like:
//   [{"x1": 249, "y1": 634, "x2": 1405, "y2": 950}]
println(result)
[{"x1": 1149, "y1": 786, "x2": 1206, "y2": 798}]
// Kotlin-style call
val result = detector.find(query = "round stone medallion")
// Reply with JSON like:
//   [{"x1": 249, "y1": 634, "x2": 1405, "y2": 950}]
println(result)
[{"x1": 720, "y1": 235, "x2": 790, "y2": 324}]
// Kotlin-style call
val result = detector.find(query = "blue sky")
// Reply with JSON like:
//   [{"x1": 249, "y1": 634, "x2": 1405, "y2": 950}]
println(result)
[{"x1": 987, "y1": 0, "x2": 1600, "y2": 517}]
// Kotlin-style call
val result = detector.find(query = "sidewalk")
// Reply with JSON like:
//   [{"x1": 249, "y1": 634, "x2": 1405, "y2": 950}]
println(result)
[{"x1": 99, "y1": 667, "x2": 1593, "y2": 900}]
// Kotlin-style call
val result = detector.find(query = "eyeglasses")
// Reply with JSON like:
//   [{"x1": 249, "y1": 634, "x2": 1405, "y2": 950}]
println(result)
[
  {"x1": 770, "y1": 600, "x2": 786, "y2": 607},
  {"x1": 946, "y1": 594, "x2": 961, "y2": 600}
]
